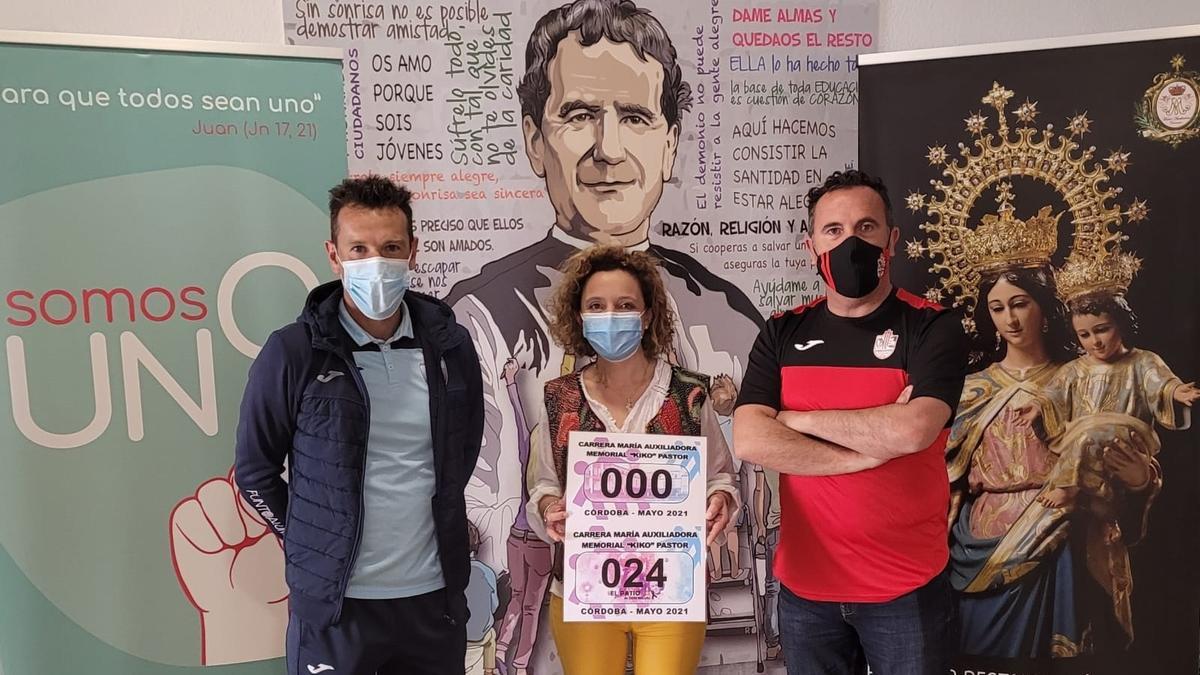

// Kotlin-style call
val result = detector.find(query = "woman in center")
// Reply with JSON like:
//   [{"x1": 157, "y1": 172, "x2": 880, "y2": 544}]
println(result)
[{"x1": 527, "y1": 245, "x2": 740, "y2": 675}]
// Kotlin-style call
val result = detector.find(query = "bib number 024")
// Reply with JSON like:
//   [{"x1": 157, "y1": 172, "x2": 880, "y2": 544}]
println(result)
[
  {"x1": 602, "y1": 556, "x2": 667, "y2": 589},
  {"x1": 574, "y1": 551, "x2": 697, "y2": 604}
]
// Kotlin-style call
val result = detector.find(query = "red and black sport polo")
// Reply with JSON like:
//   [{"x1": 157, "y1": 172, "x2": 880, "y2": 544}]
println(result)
[{"x1": 736, "y1": 288, "x2": 968, "y2": 602}]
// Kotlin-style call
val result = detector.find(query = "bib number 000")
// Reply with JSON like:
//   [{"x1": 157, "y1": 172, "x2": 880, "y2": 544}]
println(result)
[
  {"x1": 598, "y1": 467, "x2": 673, "y2": 500},
  {"x1": 582, "y1": 462, "x2": 690, "y2": 504}
]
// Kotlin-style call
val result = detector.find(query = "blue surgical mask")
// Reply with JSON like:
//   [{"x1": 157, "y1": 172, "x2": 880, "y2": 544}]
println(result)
[
  {"x1": 340, "y1": 256, "x2": 410, "y2": 320},
  {"x1": 582, "y1": 312, "x2": 644, "y2": 362}
]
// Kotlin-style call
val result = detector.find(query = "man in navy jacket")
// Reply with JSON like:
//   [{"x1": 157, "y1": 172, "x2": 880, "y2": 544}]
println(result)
[{"x1": 235, "y1": 175, "x2": 484, "y2": 675}]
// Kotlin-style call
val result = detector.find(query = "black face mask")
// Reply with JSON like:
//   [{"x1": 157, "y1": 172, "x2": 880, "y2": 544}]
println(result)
[{"x1": 816, "y1": 236, "x2": 889, "y2": 299}]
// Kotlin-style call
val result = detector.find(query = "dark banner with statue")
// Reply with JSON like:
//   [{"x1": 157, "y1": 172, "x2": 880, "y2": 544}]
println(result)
[{"x1": 860, "y1": 29, "x2": 1200, "y2": 675}]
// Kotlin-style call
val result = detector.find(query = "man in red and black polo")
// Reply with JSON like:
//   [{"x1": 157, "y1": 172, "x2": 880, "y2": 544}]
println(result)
[{"x1": 734, "y1": 170, "x2": 968, "y2": 675}]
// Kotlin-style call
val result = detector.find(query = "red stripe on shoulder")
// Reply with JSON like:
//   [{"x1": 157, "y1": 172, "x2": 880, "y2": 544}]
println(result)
[
  {"x1": 771, "y1": 296, "x2": 827, "y2": 320},
  {"x1": 896, "y1": 288, "x2": 944, "y2": 311}
]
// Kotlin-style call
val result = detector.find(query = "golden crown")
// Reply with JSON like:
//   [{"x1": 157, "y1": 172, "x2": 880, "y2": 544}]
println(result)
[
  {"x1": 963, "y1": 204, "x2": 1059, "y2": 274},
  {"x1": 904, "y1": 82, "x2": 1150, "y2": 332},
  {"x1": 1055, "y1": 249, "x2": 1142, "y2": 303}
]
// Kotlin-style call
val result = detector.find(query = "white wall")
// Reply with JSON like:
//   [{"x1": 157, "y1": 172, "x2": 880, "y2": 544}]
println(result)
[
  {"x1": 2, "y1": 0, "x2": 1199, "y2": 51},
  {"x1": 0, "y1": 0, "x2": 283, "y2": 44},
  {"x1": 880, "y1": 0, "x2": 1200, "y2": 52}
]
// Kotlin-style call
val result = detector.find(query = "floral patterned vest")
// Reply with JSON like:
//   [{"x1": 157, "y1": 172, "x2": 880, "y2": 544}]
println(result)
[{"x1": 544, "y1": 364, "x2": 709, "y2": 578}]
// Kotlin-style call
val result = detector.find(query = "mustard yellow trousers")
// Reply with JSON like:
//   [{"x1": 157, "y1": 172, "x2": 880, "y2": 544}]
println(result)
[{"x1": 549, "y1": 594, "x2": 706, "y2": 675}]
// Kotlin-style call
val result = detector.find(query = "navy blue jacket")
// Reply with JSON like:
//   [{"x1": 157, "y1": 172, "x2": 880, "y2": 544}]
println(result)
[{"x1": 234, "y1": 281, "x2": 484, "y2": 627}]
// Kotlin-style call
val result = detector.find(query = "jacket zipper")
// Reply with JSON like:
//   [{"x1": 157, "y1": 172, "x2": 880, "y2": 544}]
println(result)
[
  {"x1": 331, "y1": 346, "x2": 370, "y2": 624},
  {"x1": 427, "y1": 345, "x2": 453, "y2": 624},
  {"x1": 426, "y1": 344, "x2": 455, "y2": 625},
  {"x1": 429, "y1": 349, "x2": 443, "y2": 498}
]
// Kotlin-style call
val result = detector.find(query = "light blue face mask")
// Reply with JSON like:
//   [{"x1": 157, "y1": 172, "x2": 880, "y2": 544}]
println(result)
[
  {"x1": 340, "y1": 256, "x2": 410, "y2": 320},
  {"x1": 582, "y1": 311, "x2": 644, "y2": 362}
]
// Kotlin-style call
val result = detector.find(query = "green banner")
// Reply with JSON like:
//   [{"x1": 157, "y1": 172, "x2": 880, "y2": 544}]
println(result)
[{"x1": 0, "y1": 36, "x2": 346, "y2": 673}]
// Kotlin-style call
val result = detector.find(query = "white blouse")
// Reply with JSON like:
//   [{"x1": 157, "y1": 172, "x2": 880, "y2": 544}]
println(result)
[{"x1": 525, "y1": 358, "x2": 741, "y2": 597}]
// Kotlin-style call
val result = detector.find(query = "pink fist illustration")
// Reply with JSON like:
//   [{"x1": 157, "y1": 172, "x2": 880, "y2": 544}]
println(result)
[{"x1": 170, "y1": 467, "x2": 288, "y2": 665}]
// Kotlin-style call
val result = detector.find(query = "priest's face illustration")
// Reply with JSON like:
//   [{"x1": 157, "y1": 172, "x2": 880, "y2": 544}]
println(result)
[
  {"x1": 523, "y1": 32, "x2": 678, "y2": 241},
  {"x1": 518, "y1": 0, "x2": 689, "y2": 243}
]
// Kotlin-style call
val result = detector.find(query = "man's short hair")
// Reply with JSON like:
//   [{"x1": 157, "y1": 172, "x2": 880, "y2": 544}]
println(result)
[
  {"x1": 517, "y1": 0, "x2": 692, "y2": 129},
  {"x1": 328, "y1": 175, "x2": 414, "y2": 242},
  {"x1": 806, "y1": 170, "x2": 895, "y2": 228}
]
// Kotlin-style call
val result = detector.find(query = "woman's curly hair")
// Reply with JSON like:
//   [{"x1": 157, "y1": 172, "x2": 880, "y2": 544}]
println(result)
[{"x1": 547, "y1": 245, "x2": 675, "y2": 359}]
